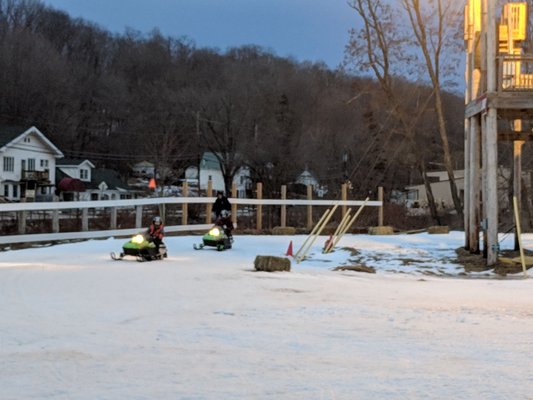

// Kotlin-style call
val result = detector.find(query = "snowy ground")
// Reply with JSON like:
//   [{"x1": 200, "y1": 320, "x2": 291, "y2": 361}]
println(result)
[{"x1": 1, "y1": 232, "x2": 532, "y2": 399}]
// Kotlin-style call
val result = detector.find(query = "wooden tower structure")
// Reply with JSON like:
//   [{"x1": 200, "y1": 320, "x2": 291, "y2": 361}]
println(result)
[{"x1": 464, "y1": 0, "x2": 532, "y2": 265}]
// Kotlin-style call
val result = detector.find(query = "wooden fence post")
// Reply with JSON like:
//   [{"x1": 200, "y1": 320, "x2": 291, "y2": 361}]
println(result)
[
  {"x1": 256, "y1": 182, "x2": 262, "y2": 231},
  {"x1": 182, "y1": 181, "x2": 189, "y2": 225},
  {"x1": 82, "y1": 208, "x2": 89, "y2": 231},
  {"x1": 110, "y1": 207, "x2": 117, "y2": 230},
  {"x1": 378, "y1": 186, "x2": 384, "y2": 227},
  {"x1": 17, "y1": 211, "x2": 26, "y2": 234},
  {"x1": 341, "y1": 183, "x2": 347, "y2": 218},
  {"x1": 231, "y1": 182, "x2": 237, "y2": 226},
  {"x1": 206, "y1": 179, "x2": 213, "y2": 224},
  {"x1": 307, "y1": 185, "x2": 313, "y2": 231},
  {"x1": 52, "y1": 210, "x2": 59, "y2": 233},
  {"x1": 135, "y1": 205, "x2": 143, "y2": 229},
  {"x1": 281, "y1": 185, "x2": 287, "y2": 228}
]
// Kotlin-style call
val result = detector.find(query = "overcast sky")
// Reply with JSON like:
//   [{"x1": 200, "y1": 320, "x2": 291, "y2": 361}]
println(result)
[{"x1": 41, "y1": 0, "x2": 356, "y2": 69}]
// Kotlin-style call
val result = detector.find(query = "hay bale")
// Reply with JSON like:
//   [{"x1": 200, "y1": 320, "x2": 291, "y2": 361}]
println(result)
[
  {"x1": 254, "y1": 255, "x2": 291, "y2": 272},
  {"x1": 368, "y1": 226, "x2": 394, "y2": 235},
  {"x1": 428, "y1": 225, "x2": 450, "y2": 234},
  {"x1": 272, "y1": 226, "x2": 296, "y2": 235}
]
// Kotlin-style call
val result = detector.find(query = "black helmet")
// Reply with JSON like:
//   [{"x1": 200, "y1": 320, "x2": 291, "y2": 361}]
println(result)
[{"x1": 152, "y1": 216, "x2": 162, "y2": 225}]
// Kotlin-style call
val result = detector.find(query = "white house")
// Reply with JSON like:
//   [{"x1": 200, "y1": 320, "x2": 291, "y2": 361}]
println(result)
[
  {"x1": 296, "y1": 169, "x2": 327, "y2": 197},
  {"x1": 132, "y1": 161, "x2": 155, "y2": 178},
  {"x1": 57, "y1": 159, "x2": 138, "y2": 201},
  {"x1": 185, "y1": 152, "x2": 251, "y2": 197},
  {"x1": 402, "y1": 170, "x2": 465, "y2": 210},
  {"x1": 0, "y1": 126, "x2": 63, "y2": 202}
]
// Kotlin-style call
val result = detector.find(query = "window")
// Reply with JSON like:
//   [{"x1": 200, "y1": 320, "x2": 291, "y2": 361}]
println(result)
[
  {"x1": 80, "y1": 169, "x2": 89, "y2": 180},
  {"x1": 40, "y1": 159, "x2": 48, "y2": 168},
  {"x1": 4, "y1": 185, "x2": 8, "y2": 197},
  {"x1": 12, "y1": 184, "x2": 18, "y2": 198},
  {"x1": 3, "y1": 156, "x2": 14, "y2": 172},
  {"x1": 28, "y1": 158, "x2": 35, "y2": 171}
]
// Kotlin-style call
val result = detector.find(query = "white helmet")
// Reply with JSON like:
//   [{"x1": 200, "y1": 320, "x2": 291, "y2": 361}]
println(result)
[{"x1": 221, "y1": 210, "x2": 231, "y2": 218}]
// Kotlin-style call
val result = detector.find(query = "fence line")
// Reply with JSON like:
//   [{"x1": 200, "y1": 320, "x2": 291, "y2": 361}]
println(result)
[{"x1": 0, "y1": 183, "x2": 384, "y2": 245}]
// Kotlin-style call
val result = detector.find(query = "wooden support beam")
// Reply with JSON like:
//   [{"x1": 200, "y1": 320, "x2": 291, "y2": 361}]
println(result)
[
  {"x1": 514, "y1": 139, "x2": 525, "y2": 251},
  {"x1": 256, "y1": 182, "x2": 262, "y2": 231},
  {"x1": 110, "y1": 207, "x2": 117, "y2": 230},
  {"x1": 280, "y1": 185, "x2": 287, "y2": 228},
  {"x1": 306, "y1": 185, "x2": 313, "y2": 231},
  {"x1": 485, "y1": 0, "x2": 499, "y2": 267},
  {"x1": 17, "y1": 211, "x2": 26, "y2": 234},
  {"x1": 341, "y1": 184, "x2": 347, "y2": 218},
  {"x1": 182, "y1": 181, "x2": 188, "y2": 225},
  {"x1": 81, "y1": 208, "x2": 89, "y2": 231},
  {"x1": 377, "y1": 186, "x2": 384, "y2": 227},
  {"x1": 469, "y1": 116, "x2": 481, "y2": 253},
  {"x1": 135, "y1": 205, "x2": 143, "y2": 229},
  {"x1": 52, "y1": 210, "x2": 59, "y2": 233},
  {"x1": 498, "y1": 131, "x2": 533, "y2": 141},
  {"x1": 206, "y1": 179, "x2": 213, "y2": 224},
  {"x1": 464, "y1": 118, "x2": 471, "y2": 249},
  {"x1": 231, "y1": 182, "x2": 237, "y2": 227}
]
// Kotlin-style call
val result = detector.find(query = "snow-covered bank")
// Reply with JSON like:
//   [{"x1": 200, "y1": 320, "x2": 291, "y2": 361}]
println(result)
[{"x1": 0, "y1": 233, "x2": 532, "y2": 399}]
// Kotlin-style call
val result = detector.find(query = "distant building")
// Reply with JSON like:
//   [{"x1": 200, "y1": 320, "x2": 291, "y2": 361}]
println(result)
[
  {"x1": 57, "y1": 159, "x2": 138, "y2": 201},
  {"x1": 0, "y1": 126, "x2": 63, "y2": 202},
  {"x1": 400, "y1": 168, "x2": 513, "y2": 212},
  {"x1": 185, "y1": 152, "x2": 251, "y2": 197},
  {"x1": 132, "y1": 161, "x2": 155, "y2": 178},
  {"x1": 403, "y1": 170, "x2": 465, "y2": 210},
  {"x1": 295, "y1": 169, "x2": 327, "y2": 197}
]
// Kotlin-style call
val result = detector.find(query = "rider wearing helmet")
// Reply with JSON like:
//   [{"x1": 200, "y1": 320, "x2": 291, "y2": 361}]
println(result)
[
  {"x1": 213, "y1": 191, "x2": 231, "y2": 219},
  {"x1": 147, "y1": 216, "x2": 165, "y2": 253},
  {"x1": 213, "y1": 192, "x2": 233, "y2": 240}
]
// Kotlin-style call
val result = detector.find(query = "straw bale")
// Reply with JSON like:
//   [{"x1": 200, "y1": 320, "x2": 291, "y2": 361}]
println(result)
[{"x1": 254, "y1": 255, "x2": 291, "y2": 272}]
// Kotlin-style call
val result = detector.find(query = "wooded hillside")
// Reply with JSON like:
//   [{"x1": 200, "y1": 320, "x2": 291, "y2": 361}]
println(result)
[{"x1": 0, "y1": 0, "x2": 465, "y2": 198}]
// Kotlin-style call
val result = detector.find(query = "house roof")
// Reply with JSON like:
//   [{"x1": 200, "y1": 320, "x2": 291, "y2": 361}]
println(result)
[
  {"x1": 56, "y1": 158, "x2": 95, "y2": 168},
  {"x1": 86, "y1": 168, "x2": 134, "y2": 191},
  {"x1": 0, "y1": 126, "x2": 64, "y2": 157},
  {"x1": 56, "y1": 168, "x2": 134, "y2": 192},
  {"x1": 134, "y1": 161, "x2": 155, "y2": 168},
  {"x1": 201, "y1": 152, "x2": 222, "y2": 170}
]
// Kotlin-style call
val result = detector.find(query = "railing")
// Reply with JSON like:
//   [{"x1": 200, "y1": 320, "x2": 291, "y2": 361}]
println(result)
[
  {"x1": 0, "y1": 184, "x2": 383, "y2": 245},
  {"x1": 498, "y1": 55, "x2": 533, "y2": 92},
  {"x1": 21, "y1": 170, "x2": 50, "y2": 181}
]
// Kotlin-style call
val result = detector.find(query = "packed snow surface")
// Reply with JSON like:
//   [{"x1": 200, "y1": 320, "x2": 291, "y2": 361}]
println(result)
[{"x1": 1, "y1": 232, "x2": 532, "y2": 399}]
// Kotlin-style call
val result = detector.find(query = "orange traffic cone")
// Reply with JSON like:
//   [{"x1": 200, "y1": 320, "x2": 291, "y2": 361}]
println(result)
[{"x1": 285, "y1": 240, "x2": 294, "y2": 257}]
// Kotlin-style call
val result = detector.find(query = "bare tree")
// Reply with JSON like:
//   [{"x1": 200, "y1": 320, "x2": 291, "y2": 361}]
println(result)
[
  {"x1": 346, "y1": 0, "x2": 441, "y2": 222},
  {"x1": 401, "y1": 0, "x2": 464, "y2": 218}
]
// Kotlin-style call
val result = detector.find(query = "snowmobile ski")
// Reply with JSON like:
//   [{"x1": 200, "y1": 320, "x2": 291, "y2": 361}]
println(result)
[{"x1": 110, "y1": 252, "x2": 124, "y2": 260}]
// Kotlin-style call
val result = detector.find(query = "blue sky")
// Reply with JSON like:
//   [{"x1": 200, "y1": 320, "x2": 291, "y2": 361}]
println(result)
[{"x1": 42, "y1": 0, "x2": 356, "y2": 69}]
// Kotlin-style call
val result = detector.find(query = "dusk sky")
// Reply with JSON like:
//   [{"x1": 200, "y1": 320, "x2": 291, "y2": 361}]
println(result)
[{"x1": 42, "y1": 0, "x2": 356, "y2": 69}]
